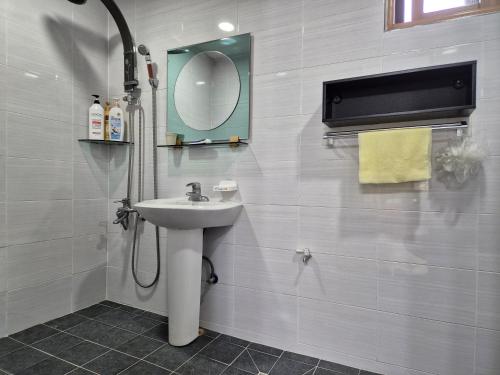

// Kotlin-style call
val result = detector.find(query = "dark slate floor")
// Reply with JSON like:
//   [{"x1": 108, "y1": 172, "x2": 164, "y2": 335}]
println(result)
[{"x1": 0, "y1": 301, "x2": 382, "y2": 375}]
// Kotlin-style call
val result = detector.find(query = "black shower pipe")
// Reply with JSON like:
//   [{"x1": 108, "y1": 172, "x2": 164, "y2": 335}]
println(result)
[{"x1": 67, "y1": 0, "x2": 138, "y2": 92}]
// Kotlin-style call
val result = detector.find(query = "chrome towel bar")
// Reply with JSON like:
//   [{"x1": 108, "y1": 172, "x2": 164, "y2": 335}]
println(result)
[{"x1": 323, "y1": 121, "x2": 468, "y2": 139}]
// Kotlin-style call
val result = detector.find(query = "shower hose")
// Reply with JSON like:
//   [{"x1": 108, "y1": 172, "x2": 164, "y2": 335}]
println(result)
[
  {"x1": 130, "y1": 87, "x2": 161, "y2": 288},
  {"x1": 126, "y1": 83, "x2": 217, "y2": 288}
]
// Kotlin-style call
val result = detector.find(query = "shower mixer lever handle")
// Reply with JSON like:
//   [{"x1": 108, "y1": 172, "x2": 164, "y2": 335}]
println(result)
[{"x1": 186, "y1": 182, "x2": 201, "y2": 192}]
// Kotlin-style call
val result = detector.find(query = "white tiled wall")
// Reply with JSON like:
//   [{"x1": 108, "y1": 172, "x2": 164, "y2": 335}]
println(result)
[
  {"x1": 105, "y1": 1, "x2": 500, "y2": 374},
  {"x1": 0, "y1": 0, "x2": 109, "y2": 335}
]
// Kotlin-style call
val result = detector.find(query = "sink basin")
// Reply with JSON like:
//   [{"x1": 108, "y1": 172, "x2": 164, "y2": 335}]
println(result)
[
  {"x1": 134, "y1": 198, "x2": 242, "y2": 229},
  {"x1": 133, "y1": 197, "x2": 242, "y2": 347}
]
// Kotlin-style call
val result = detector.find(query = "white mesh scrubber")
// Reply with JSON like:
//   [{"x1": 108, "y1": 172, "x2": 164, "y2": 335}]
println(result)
[{"x1": 434, "y1": 135, "x2": 485, "y2": 188}]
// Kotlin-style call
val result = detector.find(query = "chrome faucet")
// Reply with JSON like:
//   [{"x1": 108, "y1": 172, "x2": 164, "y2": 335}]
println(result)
[{"x1": 186, "y1": 182, "x2": 209, "y2": 202}]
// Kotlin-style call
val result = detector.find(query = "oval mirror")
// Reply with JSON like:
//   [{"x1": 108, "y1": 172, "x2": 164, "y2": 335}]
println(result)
[{"x1": 174, "y1": 51, "x2": 241, "y2": 131}]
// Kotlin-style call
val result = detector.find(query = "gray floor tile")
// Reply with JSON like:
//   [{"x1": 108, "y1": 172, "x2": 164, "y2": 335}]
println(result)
[
  {"x1": 269, "y1": 357, "x2": 316, "y2": 375},
  {"x1": 0, "y1": 337, "x2": 24, "y2": 358},
  {"x1": 200, "y1": 328, "x2": 221, "y2": 338},
  {"x1": 283, "y1": 352, "x2": 319, "y2": 366},
  {"x1": 145, "y1": 345, "x2": 195, "y2": 371},
  {"x1": 186, "y1": 334, "x2": 214, "y2": 353},
  {"x1": 94, "y1": 308, "x2": 134, "y2": 326},
  {"x1": 17, "y1": 356, "x2": 77, "y2": 375},
  {"x1": 222, "y1": 366, "x2": 253, "y2": 375},
  {"x1": 115, "y1": 335, "x2": 165, "y2": 359},
  {"x1": 67, "y1": 319, "x2": 137, "y2": 348},
  {"x1": 176, "y1": 354, "x2": 227, "y2": 375},
  {"x1": 32, "y1": 332, "x2": 83, "y2": 356},
  {"x1": 57, "y1": 341, "x2": 109, "y2": 366},
  {"x1": 230, "y1": 350, "x2": 258, "y2": 374},
  {"x1": 45, "y1": 313, "x2": 89, "y2": 331},
  {"x1": 201, "y1": 336, "x2": 246, "y2": 364},
  {"x1": 119, "y1": 315, "x2": 161, "y2": 334},
  {"x1": 84, "y1": 350, "x2": 139, "y2": 375},
  {"x1": 77, "y1": 304, "x2": 114, "y2": 318},
  {"x1": 217, "y1": 335, "x2": 248, "y2": 347},
  {"x1": 317, "y1": 360, "x2": 360, "y2": 374},
  {"x1": 145, "y1": 335, "x2": 212, "y2": 370},
  {"x1": 10, "y1": 324, "x2": 59, "y2": 344},
  {"x1": 5, "y1": 308, "x2": 381, "y2": 375},
  {"x1": 121, "y1": 361, "x2": 171, "y2": 374},
  {"x1": 99, "y1": 300, "x2": 123, "y2": 308},
  {"x1": 142, "y1": 323, "x2": 169, "y2": 342},
  {"x1": 230, "y1": 349, "x2": 280, "y2": 375},
  {"x1": 248, "y1": 349, "x2": 279, "y2": 373},
  {"x1": 247, "y1": 342, "x2": 283, "y2": 357},
  {"x1": 0, "y1": 347, "x2": 50, "y2": 374},
  {"x1": 66, "y1": 369, "x2": 95, "y2": 374},
  {"x1": 315, "y1": 368, "x2": 346, "y2": 375},
  {"x1": 141, "y1": 311, "x2": 169, "y2": 323},
  {"x1": 118, "y1": 305, "x2": 145, "y2": 315}
]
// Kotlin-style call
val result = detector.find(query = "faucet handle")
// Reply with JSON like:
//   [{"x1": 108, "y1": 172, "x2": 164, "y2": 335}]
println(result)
[{"x1": 186, "y1": 182, "x2": 201, "y2": 194}]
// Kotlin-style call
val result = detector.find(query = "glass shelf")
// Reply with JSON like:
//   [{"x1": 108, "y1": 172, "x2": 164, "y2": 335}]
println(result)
[
  {"x1": 158, "y1": 141, "x2": 248, "y2": 149},
  {"x1": 78, "y1": 139, "x2": 131, "y2": 146}
]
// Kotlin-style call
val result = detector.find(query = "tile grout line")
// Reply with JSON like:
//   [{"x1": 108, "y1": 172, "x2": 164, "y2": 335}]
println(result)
[
  {"x1": 170, "y1": 333, "x2": 223, "y2": 373},
  {"x1": 1, "y1": 304, "x2": 169, "y2": 373},
  {"x1": 7, "y1": 335, "x2": 100, "y2": 375}
]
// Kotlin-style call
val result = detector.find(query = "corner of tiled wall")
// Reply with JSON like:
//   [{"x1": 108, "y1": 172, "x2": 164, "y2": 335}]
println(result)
[{"x1": 0, "y1": 0, "x2": 110, "y2": 336}]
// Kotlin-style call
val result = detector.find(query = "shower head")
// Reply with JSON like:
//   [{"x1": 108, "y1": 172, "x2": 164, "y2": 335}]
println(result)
[
  {"x1": 137, "y1": 44, "x2": 150, "y2": 56},
  {"x1": 66, "y1": 0, "x2": 87, "y2": 4},
  {"x1": 137, "y1": 44, "x2": 156, "y2": 86}
]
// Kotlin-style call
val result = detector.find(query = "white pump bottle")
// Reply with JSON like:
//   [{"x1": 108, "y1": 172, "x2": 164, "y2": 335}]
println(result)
[
  {"x1": 108, "y1": 98, "x2": 125, "y2": 142},
  {"x1": 88, "y1": 95, "x2": 105, "y2": 140}
]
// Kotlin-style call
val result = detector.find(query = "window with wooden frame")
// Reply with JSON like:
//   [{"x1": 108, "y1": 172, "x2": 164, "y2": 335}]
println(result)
[{"x1": 387, "y1": 0, "x2": 500, "y2": 30}]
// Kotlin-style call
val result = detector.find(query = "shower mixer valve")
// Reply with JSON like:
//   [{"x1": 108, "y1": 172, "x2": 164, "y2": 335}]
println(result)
[
  {"x1": 113, "y1": 198, "x2": 137, "y2": 231},
  {"x1": 296, "y1": 248, "x2": 312, "y2": 264}
]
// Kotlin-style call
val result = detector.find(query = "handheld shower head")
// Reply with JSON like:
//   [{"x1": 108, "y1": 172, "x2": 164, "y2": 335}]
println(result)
[
  {"x1": 137, "y1": 44, "x2": 156, "y2": 87},
  {"x1": 138, "y1": 44, "x2": 150, "y2": 56}
]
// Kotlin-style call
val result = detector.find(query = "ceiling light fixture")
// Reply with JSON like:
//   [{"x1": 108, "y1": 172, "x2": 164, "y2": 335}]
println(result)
[{"x1": 218, "y1": 22, "x2": 235, "y2": 32}]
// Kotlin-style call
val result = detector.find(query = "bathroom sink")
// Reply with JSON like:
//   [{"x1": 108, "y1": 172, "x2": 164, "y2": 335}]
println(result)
[
  {"x1": 133, "y1": 197, "x2": 242, "y2": 347},
  {"x1": 134, "y1": 198, "x2": 242, "y2": 229}
]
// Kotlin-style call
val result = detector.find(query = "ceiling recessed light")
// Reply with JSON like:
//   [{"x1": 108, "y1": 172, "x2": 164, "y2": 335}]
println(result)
[{"x1": 218, "y1": 22, "x2": 235, "y2": 32}]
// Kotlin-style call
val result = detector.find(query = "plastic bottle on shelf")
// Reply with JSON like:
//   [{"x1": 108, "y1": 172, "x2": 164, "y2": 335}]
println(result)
[
  {"x1": 109, "y1": 98, "x2": 125, "y2": 142},
  {"x1": 88, "y1": 95, "x2": 104, "y2": 140},
  {"x1": 103, "y1": 101, "x2": 111, "y2": 141}
]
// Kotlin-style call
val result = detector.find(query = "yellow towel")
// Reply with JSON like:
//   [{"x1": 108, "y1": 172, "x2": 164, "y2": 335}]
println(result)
[{"x1": 358, "y1": 128, "x2": 431, "y2": 184}]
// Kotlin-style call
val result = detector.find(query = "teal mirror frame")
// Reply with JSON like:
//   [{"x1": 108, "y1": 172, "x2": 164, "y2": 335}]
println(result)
[{"x1": 167, "y1": 33, "x2": 251, "y2": 142}]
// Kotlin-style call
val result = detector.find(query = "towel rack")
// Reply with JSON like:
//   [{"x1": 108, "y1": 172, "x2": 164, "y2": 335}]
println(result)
[{"x1": 323, "y1": 121, "x2": 468, "y2": 140}]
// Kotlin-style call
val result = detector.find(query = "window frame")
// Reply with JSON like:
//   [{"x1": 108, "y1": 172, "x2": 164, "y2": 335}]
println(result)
[{"x1": 386, "y1": 0, "x2": 500, "y2": 30}]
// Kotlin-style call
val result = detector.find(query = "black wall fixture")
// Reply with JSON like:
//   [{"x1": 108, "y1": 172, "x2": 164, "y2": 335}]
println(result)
[{"x1": 322, "y1": 61, "x2": 476, "y2": 127}]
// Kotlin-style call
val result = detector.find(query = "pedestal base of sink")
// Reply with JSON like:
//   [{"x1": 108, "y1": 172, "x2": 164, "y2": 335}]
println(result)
[{"x1": 166, "y1": 228, "x2": 203, "y2": 346}]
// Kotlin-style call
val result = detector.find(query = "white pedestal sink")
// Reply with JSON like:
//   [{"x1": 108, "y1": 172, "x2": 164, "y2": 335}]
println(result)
[{"x1": 134, "y1": 198, "x2": 242, "y2": 346}]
